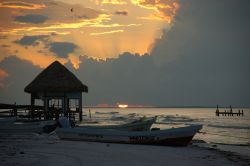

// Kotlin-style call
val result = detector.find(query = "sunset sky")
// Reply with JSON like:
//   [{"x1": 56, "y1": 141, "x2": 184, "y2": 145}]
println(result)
[
  {"x1": 0, "y1": 0, "x2": 179, "y2": 68},
  {"x1": 0, "y1": 0, "x2": 249, "y2": 107}
]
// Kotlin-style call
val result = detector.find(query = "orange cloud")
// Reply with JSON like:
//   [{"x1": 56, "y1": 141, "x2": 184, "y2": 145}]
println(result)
[
  {"x1": 96, "y1": 0, "x2": 127, "y2": 5},
  {"x1": 131, "y1": 0, "x2": 180, "y2": 23},
  {"x1": 0, "y1": 0, "x2": 104, "y2": 35},
  {"x1": 0, "y1": 14, "x2": 112, "y2": 35},
  {"x1": 0, "y1": 1, "x2": 46, "y2": 10},
  {"x1": 90, "y1": 29, "x2": 124, "y2": 36},
  {"x1": 0, "y1": 0, "x2": 180, "y2": 69},
  {"x1": 68, "y1": 54, "x2": 81, "y2": 69}
]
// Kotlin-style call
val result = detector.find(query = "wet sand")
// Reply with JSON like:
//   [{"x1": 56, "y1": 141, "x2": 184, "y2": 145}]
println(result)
[{"x1": 0, "y1": 133, "x2": 249, "y2": 166}]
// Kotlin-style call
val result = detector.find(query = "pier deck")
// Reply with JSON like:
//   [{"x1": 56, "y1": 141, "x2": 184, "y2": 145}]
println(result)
[{"x1": 0, "y1": 103, "x2": 80, "y2": 121}]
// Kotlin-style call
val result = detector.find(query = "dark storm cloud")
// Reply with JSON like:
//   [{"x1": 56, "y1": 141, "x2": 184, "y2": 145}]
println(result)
[
  {"x1": 0, "y1": 56, "x2": 41, "y2": 104},
  {"x1": 114, "y1": 11, "x2": 128, "y2": 16},
  {"x1": 49, "y1": 42, "x2": 78, "y2": 58},
  {"x1": 151, "y1": 0, "x2": 250, "y2": 65},
  {"x1": 149, "y1": 0, "x2": 250, "y2": 106},
  {"x1": 14, "y1": 35, "x2": 49, "y2": 46},
  {"x1": 14, "y1": 14, "x2": 48, "y2": 24},
  {"x1": 78, "y1": 51, "x2": 249, "y2": 107}
]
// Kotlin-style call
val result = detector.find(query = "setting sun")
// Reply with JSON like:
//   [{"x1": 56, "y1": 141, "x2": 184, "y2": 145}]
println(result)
[{"x1": 118, "y1": 104, "x2": 128, "y2": 108}]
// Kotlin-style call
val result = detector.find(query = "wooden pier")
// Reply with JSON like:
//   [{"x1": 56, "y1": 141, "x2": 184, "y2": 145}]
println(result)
[
  {"x1": 215, "y1": 105, "x2": 244, "y2": 116},
  {"x1": 0, "y1": 103, "x2": 81, "y2": 121}
]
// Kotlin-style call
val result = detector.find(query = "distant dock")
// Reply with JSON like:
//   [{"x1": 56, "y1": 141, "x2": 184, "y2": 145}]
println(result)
[{"x1": 215, "y1": 105, "x2": 244, "y2": 116}]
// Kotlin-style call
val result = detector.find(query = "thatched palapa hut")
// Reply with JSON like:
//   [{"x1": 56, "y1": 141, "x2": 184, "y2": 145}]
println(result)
[{"x1": 24, "y1": 61, "x2": 88, "y2": 121}]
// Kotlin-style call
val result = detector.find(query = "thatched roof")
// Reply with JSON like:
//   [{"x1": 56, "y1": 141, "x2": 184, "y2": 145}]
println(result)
[{"x1": 24, "y1": 61, "x2": 88, "y2": 93}]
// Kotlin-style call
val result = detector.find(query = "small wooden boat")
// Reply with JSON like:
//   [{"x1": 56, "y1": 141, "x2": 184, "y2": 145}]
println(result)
[
  {"x1": 78, "y1": 117, "x2": 156, "y2": 131},
  {"x1": 56, "y1": 124, "x2": 202, "y2": 146}
]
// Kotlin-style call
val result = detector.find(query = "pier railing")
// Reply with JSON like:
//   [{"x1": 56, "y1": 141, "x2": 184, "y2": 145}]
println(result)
[
  {"x1": 215, "y1": 109, "x2": 244, "y2": 116},
  {"x1": 0, "y1": 103, "x2": 80, "y2": 121}
]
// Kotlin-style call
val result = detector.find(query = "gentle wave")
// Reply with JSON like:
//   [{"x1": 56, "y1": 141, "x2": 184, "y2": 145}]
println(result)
[
  {"x1": 110, "y1": 116, "x2": 128, "y2": 121},
  {"x1": 95, "y1": 111, "x2": 119, "y2": 115},
  {"x1": 210, "y1": 142, "x2": 250, "y2": 146},
  {"x1": 128, "y1": 113, "x2": 140, "y2": 117},
  {"x1": 155, "y1": 122, "x2": 181, "y2": 125},
  {"x1": 208, "y1": 124, "x2": 250, "y2": 130},
  {"x1": 161, "y1": 116, "x2": 194, "y2": 123}
]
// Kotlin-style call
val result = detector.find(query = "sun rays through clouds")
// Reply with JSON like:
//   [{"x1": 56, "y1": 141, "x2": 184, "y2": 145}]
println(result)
[{"x1": 0, "y1": 0, "x2": 180, "y2": 69}]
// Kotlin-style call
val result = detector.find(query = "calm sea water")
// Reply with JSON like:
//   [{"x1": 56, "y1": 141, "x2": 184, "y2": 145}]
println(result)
[{"x1": 81, "y1": 108, "x2": 250, "y2": 155}]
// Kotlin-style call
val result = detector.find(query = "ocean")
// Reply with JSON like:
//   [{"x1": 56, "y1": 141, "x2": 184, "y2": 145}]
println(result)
[{"x1": 81, "y1": 108, "x2": 250, "y2": 156}]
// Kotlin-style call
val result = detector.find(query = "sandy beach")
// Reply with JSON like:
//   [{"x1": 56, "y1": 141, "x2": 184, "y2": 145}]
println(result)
[{"x1": 0, "y1": 133, "x2": 249, "y2": 166}]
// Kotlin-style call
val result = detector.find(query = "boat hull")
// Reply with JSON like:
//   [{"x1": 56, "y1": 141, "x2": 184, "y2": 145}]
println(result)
[
  {"x1": 79, "y1": 117, "x2": 156, "y2": 131},
  {"x1": 0, "y1": 120, "x2": 56, "y2": 133},
  {"x1": 56, "y1": 125, "x2": 202, "y2": 146}
]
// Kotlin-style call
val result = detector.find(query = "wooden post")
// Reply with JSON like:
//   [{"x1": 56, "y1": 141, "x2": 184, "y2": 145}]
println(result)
[
  {"x1": 79, "y1": 93, "x2": 82, "y2": 121},
  {"x1": 31, "y1": 94, "x2": 35, "y2": 119},
  {"x1": 89, "y1": 109, "x2": 92, "y2": 119},
  {"x1": 215, "y1": 105, "x2": 219, "y2": 116},
  {"x1": 66, "y1": 97, "x2": 70, "y2": 120},
  {"x1": 13, "y1": 102, "x2": 17, "y2": 117},
  {"x1": 44, "y1": 95, "x2": 49, "y2": 120},
  {"x1": 63, "y1": 95, "x2": 68, "y2": 119}
]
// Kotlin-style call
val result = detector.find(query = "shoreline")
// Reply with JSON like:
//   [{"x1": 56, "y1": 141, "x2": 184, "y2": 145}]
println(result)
[
  {"x1": 193, "y1": 143, "x2": 250, "y2": 164},
  {"x1": 0, "y1": 133, "x2": 249, "y2": 166}
]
